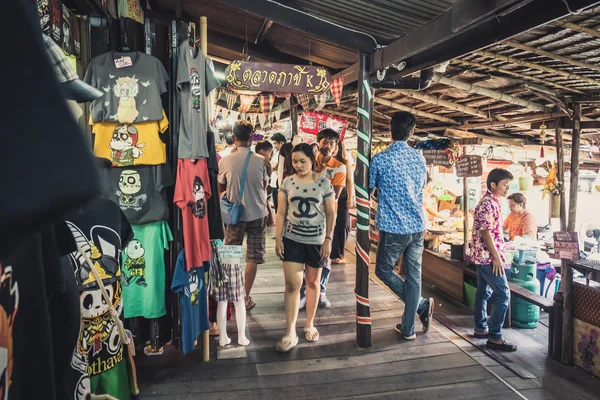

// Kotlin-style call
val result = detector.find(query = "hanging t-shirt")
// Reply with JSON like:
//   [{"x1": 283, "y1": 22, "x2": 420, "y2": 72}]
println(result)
[
  {"x1": 99, "y1": 164, "x2": 173, "y2": 224},
  {"x1": 174, "y1": 159, "x2": 212, "y2": 270},
  {"x1": 171, "y1": 250, "x2": 209, "y2": 355},
  {"x1": 91, "y1": 111, "x2": 169, "y2": 166},
  {"x1": 121, "y1": 221, "x2": 173, "y2": 319},
  {"x1": 207, "y1": 130, "x2": 224, "y2": 240},
  {"x1": 84, "y1": 51, "x2": 169, "y2": 124},
  {"x1": 64, "y1": 198, "x2": 135, "y2": 400},
  {"x1": 176, "y1": 41, "x2": 221, "y2": 159}
]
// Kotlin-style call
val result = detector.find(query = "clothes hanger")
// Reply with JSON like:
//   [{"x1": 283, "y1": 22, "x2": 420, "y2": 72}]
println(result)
[{"x1": 119, "y1": 18, "x2": 131, "y2": 52}]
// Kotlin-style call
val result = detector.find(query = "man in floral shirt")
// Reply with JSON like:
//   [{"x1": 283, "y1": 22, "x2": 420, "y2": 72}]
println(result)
[{"x1": 472, "y1": 168, "x2": 517, "y2": 352}]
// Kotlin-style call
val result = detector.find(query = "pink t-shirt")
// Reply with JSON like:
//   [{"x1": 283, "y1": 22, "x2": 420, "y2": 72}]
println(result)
[
  {"x1": 471, "y1": 190, "x2": 505, "y2": 265},
  {"x1": 174, "y1": 158, "x2": 212, "y2": 270}
]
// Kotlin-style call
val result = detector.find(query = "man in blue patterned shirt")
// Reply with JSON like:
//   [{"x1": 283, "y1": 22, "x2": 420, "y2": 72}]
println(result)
[{"x1": 369, "y1": 112, "x2": 434, "y2": 340}]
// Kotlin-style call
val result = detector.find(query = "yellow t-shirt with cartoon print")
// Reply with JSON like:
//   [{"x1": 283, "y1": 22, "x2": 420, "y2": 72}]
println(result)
[{"x1": 91, "y1": 111, "x2": 168, "y2": 167}]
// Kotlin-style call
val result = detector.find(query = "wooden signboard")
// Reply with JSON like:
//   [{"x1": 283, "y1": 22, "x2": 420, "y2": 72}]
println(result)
[
  {"x1": 422, "y1": 150, "x2": 451, "y2": 167},
  {"x1": 455, "y1": 155, "x2": 483, "y2": 177},
  {"x1": 554, "y1": 232, "x2": 580, "y2": 260},
  {"x1": 225, "y1": 61, "x2": 331, "y2": 94}
]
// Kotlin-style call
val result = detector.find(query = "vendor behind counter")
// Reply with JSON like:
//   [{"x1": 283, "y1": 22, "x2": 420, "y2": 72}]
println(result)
[{"x1": 504, "y1": 193, "x2": 537, "y2": 241}]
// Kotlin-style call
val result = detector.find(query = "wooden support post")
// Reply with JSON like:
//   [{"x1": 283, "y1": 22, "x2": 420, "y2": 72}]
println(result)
[
  {"x1": 555, "y1": 118, "x2": 567, "y2": 232},
  {"x1": 462, "y1": 147, "x2": 469, "y2": 261},
  {"x1": 290, "y1": 96, "x2": 298, "y2": 139},
  {"x1": 355, "y1": 52, "x2": 373, "y2": 348},
  {"x1": 561, "y1": 103, "x2": 581, "y2": 365},
  {"x1": 199, "y1": 15, "x2": 210, "y2": 363}
]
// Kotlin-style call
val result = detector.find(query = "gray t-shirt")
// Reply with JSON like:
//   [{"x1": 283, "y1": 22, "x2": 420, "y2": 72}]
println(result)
[
  {"x1": 218, "y1": 148, "x2": 269, "y2": 222},
  {"x1": 84, "y1": 51, "x2": 168, "y2": 123},
  {"x1": 176, "y1": 42, "x2": 221, "y2": 159},
  {"x1": 280, "y1": 175, "x2": 335, "y2": 245}
]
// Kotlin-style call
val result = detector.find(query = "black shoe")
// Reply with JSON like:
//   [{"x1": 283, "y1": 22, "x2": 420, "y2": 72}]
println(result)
[{"x1": 419, "y1": 297, "x2": 434, "y2": 333}]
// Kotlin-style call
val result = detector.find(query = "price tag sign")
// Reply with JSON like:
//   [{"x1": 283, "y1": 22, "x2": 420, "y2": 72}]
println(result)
[
  {"x1": 114, "y1": 56, "x2": 133, "y2": 68},
  {"x1": 218, "y1": 245, "x2": 244, "y2": 260},
  {"x1": 553, "y1": 232, "x2": 580, "y2": 260},
  {"x1": 455, "y1": 155, "x2": 483, "y2": 177},
  {"x1": 422, "y1": 150, "x2": 451, "y2": 167}
]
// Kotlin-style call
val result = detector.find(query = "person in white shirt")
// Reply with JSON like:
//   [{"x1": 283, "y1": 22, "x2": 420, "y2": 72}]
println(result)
[{"x1": 218, "y1": 133, "x2": 235, "y2": 158}]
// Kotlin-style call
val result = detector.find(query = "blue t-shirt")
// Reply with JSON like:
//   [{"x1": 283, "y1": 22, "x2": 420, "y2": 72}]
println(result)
[{"x1": 171, "y1": 249, "x2": 209, "y2": 355}]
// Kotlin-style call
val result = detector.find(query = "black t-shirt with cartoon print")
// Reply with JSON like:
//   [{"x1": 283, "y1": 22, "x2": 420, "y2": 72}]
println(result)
[{"x1": 99, "y1": 164, "x2": 174, "y2": 225}]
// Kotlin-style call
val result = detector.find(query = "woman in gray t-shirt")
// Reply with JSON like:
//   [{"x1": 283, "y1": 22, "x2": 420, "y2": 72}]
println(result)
[{"x1": 274, "y1": 143, "x2": 336, "y2": 352}]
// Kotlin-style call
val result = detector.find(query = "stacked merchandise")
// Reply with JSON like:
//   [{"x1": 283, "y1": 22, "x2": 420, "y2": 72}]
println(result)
[
  {"x1": 83, "y1": 49, "x2": 173, "y2": 388},
  {"x1": 172, "y1": 39, "x2": 223, "y2": 353}
]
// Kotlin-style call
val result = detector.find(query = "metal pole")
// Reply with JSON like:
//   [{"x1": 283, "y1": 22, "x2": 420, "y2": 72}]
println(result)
[{"x1": 355, "y1": 52, "x2": 373, "y2": 348}]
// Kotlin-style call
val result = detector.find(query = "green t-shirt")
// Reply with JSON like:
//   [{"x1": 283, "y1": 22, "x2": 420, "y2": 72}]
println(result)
[{"x1": 121, "y1": 220, "x2": 172, "y2": 318}]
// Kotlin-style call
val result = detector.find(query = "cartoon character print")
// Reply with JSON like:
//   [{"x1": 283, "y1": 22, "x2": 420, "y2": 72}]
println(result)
[
  {"x1": 109, "y1": 124, "x2": 145, "y2": 166},
  {"x1": 122, "y1": 240, "x2": 147, "y2": 287},
  {"x1": 0, "y1": 264, "x2": 18, "y2": 400},
  {"x1": 116, "y1": 170, "x2": 147, "y2": 211},
  {"x1": 61, "y1": 4, "x2": 71, "y2": 53},
  {"x1": 113, "y1": 76, "x2": 140, "y2": 123},
  {"x1": 67, "y1": 223, "x2": 124, "y2": 377},
  {"x1": 184, "y1": 269, "x2": 200, "y2": 306},
  {"x1": 70, "y1": 318, "x2": 91, "y2": 400},
  {"x1": 190, "y1": 176, "x2": 206, "y2": 219},
  {"x1": 189, "y1": 67, "x2": 202, "y2": 112},
  {"x1": 38, "y1": 1, "x2": 50, "y2": 32}
]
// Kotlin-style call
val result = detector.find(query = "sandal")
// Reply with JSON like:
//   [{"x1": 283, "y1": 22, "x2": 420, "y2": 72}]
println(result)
[
  {"x1": 304, "y1": 326, "x2": 320, "y2": 342},
  {"x1": 473, "y1": 330, "x2": 489, "y2": 339},
  {"x1": 486, "y1": 339, "x2": 518, "y2": 352},
  {"x1": 331, "y1": 258, "x2": 346, "y2": 264},
  {"x1": 245, "y1": 296, "x2": 256, "y2": 311},
  {"x1": 276, "y1": 335, "x2": 299, "y2": 352}
]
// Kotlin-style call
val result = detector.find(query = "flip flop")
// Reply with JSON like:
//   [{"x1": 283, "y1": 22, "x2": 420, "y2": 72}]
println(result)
[
  {"x1": 245, "y1": 296, "x2": 256, "y2": 311},
  {"x1": 486, "y1": 339, "x2": 518, "y2": 352},
  {"x1": 304, "y1": 327, "x2": 320, "y2": 342},
  {"x1": 276, "y1": 335, "x2": 299, "y2": 352}
]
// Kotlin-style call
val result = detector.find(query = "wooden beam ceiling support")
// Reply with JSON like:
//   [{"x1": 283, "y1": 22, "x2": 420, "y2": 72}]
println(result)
[
  {"x1": 212, "y1": 0, "x2": 376, "y2": 52},
  {"x1": 531, "y1": 119, "x2": 600, "y2": 129},
  {"x1": 432, "y1": 73, "x2": 550, "y2": 112},
  {"x1": 332, "y1": 61, "x2": 359, "y2": 82},
  {"x1": 370, "y1": 0, "x2": 600, "y2": 77},
  {"x1": 505, "y1": 40, "x2": 600, "y2": 73},
  {"x1": 454, "y1": 59, "x2": 587, "y2": 95},
  {"x1": 323, "y1": 108, "x2": 389, "y2": 129},
  {"x1": 388, "y1": 89, "x2": 490, "y2": 119},
  {"x1": 476, "y1": 50, "x2": 600, "y2": 88},
  {"x1": 254, "y1": 19, "x2": 273, "y2": 44},
  {"x1": 373, "y1": 97, "x2": 459, "y2": 125},
  {"x1": 554, "y1": 20, "x2": 600, "y2": 39},
  {"x1": 460, "y1": 111, "x2": 567, "y2": 129}
]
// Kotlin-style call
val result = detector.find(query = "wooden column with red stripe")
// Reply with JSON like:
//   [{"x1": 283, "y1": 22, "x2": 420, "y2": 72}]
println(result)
[{"x1": 355, "y1": 52, "x2": 373, "y2": 348}]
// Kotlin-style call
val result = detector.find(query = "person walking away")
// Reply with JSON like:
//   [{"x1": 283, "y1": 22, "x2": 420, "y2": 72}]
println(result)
[
  {"x1": 256, "y1": 140, "x2": 275, "y2": 226},
  {"x1": 369, "y1": 111, "x2": 434, "y2": 340},
  {"x1": 218, "y1": 133, "x2": 235, "y2": 158},
  {"x1": 218, "y1": 121, "x2": 269, "y2": 310},
  {"x1": 472, "y1": 168, "x2": 518, "y2": 351},
  {"x1": 269, "y1": 133, "x2": 286, "y2": 210},
  {"x1": 504, "y1": 193, "x2": 537, "y2": 241},
  {"x1": 299, "y1": 129, "x2": 346, "y2": 309},
  {"x1": 331, "y1": 141, "x2": 355, "y2": 264},
  {"x1": 275, "y1": 144, "x2": 336, "y2": 351},
  {"x1": 273, "y1": 142, "x2": 293, "y2": 212}
]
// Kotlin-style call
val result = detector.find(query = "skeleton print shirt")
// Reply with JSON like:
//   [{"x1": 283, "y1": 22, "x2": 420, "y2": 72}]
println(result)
[
  {"x1": 84, "y1": 51, "x2": 168, "y2": 124},
  {"x1": 280, "y1": 175, "x2": 335, "y2": 245}
]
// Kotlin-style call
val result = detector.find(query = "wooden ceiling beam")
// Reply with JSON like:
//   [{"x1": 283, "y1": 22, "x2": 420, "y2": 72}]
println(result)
[
  {"x1": 476, "y1": 49, "x2": 600, "y2": 87},
  {"x1": 505, "y1": 40, "x2": 600, "y2": 73},
  {"x1": 211, "y1": 0, "x2": 376, "y2": 52},
  {"x1": 432, "y1": 73, "x2": 550, "y2": 113},
  {"x1": 460, "y1": 111, "x2": 567, "y2": 129},
  {"x1": 454, "y1": 59, "x2": 587, "y2": 95},
  {"x1": 388, "y1": 89, "x2": 490, "y2": 119},
  {"x1": 373, "y1": 97, "x2": 459, "y2": 125},
  {"x1": 554, "y1": 20, "x2": 600, "y2": 39}
]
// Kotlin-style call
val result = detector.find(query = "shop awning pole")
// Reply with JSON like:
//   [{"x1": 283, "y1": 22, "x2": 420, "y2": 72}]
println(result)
[
  {"x1": 561, "y1": 103, "x2": 581, "y2": 365},
  {"x1": 355, "y1": 52, "x2": 373, "y2": 348}
]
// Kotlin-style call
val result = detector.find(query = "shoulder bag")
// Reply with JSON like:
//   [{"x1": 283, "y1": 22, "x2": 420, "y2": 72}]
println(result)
[{"x1": 220, "y1": 151, "x2": 253, "y2": 225}]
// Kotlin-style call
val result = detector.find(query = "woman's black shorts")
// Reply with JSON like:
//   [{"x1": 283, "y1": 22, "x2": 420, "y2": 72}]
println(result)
[{"x1": 282, "y1": 237, "x2": 326, "y2": 268}]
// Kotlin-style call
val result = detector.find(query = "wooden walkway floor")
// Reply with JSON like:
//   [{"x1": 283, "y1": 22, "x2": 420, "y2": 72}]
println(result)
[{"x1": 136, "y1": 231, "x2": 527, "y2": 399}]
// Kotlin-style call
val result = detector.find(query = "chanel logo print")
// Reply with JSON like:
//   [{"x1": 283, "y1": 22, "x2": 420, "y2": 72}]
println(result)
[{"x1": 291, "y1": 197, "x2": 319, "y2": 219}]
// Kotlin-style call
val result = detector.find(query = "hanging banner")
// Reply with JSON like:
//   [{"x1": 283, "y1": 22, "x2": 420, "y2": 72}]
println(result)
[
  {"x1": 295, "y1": 93, "x2": 311, "y2": 111},
  {"x1": 239, "y1": 94, "x2": 256, "y2": 114},
  {"x1": 300, "y1": 111, "x2": 348, "y2": 141},
  {"x1": 330, "y1": 76, "x2": 344, "y2": 107},
  {"x1": 225, "y1": 61, "x2": 331, "y2": 94},
  {"x1": 314, "y1": 93, "x2": 327, "y2": 111},
  {"x1": 258, "y1": 113, "x2": 267, "y2": 128},
  {"x1": 259, "y1": 93, "x2": 275, "y2": 115}
]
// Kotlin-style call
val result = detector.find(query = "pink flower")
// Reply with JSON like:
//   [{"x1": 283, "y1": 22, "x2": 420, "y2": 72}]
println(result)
[
  {"x1": 590, "y1": 329, "x2": 598, "y2": 341},
  {"x1": 591, "y1": 344, "x2": 599, "y2": 356}
]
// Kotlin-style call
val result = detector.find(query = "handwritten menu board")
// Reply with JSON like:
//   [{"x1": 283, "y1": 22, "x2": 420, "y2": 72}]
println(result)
[
  {"x1": 422, "y1": 150, "x2": 451, "y2": 167},
  {"x1": 455, "y1": 155, "x2": 483, "y2": 177},
  {"x1": 554, "y1": 232, "x2": 580, "y2": 260}
]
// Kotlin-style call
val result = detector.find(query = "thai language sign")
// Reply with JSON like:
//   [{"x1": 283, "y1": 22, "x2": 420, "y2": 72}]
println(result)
[{"x1": 300, "y1": 111, "x2": 347, "y2": 141}]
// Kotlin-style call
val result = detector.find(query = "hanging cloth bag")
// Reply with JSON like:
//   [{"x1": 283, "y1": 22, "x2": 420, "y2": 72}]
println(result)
[{"x1": 220, "y1": 151, "x2": 252, "y2": 225}]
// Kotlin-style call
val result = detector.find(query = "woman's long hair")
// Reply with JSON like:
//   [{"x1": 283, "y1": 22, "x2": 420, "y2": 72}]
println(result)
[{"x1": 334, "y1": 141, "x2": 347, "y2": 164}]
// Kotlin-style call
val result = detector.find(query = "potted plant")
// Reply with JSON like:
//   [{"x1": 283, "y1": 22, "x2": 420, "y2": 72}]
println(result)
[{"x1": 542, "y1": 163, "x2": 564, "y2": 218}]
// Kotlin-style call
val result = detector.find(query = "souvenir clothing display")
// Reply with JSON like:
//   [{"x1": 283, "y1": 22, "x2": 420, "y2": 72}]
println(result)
[
  {"x1": 64, "y1": 198, "x2": 138, "y2": 400},
  {"x1": 84, "y1": 51, "x2": 169, "y2": 124},
  {"x1": 174, "y1": 158, "x2": 212, "y2": 270},
  {"x1": 91, "y1": 112, "x2": 169, "y2": 166},
  {"x1": 99, "y1": 164, "x2": 173, "y2": 224},
  {"x1": 176, "y1": 41, "x2": 221, "y2": 159},
  {"x1": 171, "y1": 250, "x2": 209, "y2": 355},
  {"x1": 121, "y1": 221, "x2": 173, "y2": 319}
]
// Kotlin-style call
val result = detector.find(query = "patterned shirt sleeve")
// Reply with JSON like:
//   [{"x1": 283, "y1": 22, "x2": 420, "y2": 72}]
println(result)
[
  {"x1": 474, "y1": 199, "x2": 495, "y2": 231},
  {"x1": 369, "y1": 155, "x2": 378, "y2": 189}
]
